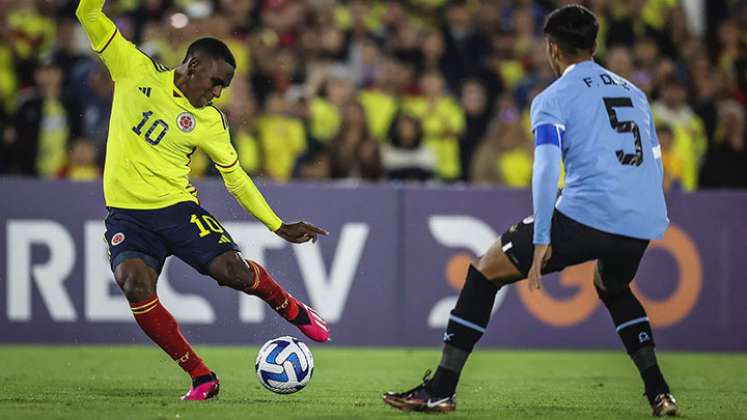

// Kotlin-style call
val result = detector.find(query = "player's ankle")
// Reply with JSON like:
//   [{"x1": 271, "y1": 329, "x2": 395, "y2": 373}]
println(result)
[
  {"x1": 189, "y1": 363, "x2": 212, "y2": 379},
  {"x1": 426, "y1": 366, "x2": 460, "y2": 397},
  {"x1": 641, "y1": 365, "x2": 669, "y2": 403},
  {"x1": 289, "y1": 304, "x2": 309, "y2": 325}
]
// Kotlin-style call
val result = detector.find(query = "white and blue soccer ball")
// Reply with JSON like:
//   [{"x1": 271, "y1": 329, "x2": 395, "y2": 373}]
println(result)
[{"x1": 255, "y1": 336, "x2": 314, "y2": 394}]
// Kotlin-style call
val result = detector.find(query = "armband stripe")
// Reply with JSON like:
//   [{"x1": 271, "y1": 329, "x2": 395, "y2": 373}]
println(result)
[{"x1": 534, "y1": 123, "x2": 564, "y2": 147}]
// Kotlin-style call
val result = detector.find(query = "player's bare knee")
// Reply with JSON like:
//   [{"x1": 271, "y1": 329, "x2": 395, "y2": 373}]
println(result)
[
  {"x1": 474, "y1": 250, "x2": 522, "y2": 287},
  {"x1": 210, "y1": 252, "x2": 254, "y2": 290},
  {"x1": 473, "y1": 255, "x2": 495, "y2": 279},
  {"x1": 115, "y1": 262, "x2": 155, "y2": 302}
]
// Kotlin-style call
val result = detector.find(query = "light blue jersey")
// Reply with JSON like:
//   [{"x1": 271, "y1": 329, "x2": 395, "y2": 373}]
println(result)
[{"x1": 530, "y1": 60, "x2": 668, "y2": 244}]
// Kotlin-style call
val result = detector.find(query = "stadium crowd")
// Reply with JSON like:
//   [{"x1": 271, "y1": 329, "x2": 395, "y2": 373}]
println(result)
[{"x1": 0, "y1": 0, "x2": 746, "y2": 190}]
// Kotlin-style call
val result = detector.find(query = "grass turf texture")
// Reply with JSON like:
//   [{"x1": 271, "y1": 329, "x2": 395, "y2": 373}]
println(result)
[{"x1": 1, "y1": 346, "x2": 745, "y2": 419}]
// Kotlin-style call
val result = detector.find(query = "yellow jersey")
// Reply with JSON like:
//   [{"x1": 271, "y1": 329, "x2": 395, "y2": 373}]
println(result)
[
  {"x1": 98, "y1": 29, "x2": 234, "y2": 209},
  {"x1": 77, "y1": 0, "x2": 282, "y2": 230}
]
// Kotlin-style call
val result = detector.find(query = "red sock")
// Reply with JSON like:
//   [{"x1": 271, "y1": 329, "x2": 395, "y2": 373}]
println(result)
[
  {"x1": 243, "y1": 260, "x2": 300, "y2": 321},
  {"x1": 130, "y1": 294, "x2": 211, "y2": 379}
]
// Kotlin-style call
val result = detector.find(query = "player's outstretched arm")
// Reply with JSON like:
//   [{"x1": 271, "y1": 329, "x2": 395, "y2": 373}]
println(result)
[
  {"x1": 75, "y1": 0, "x2": 116, "y2": 51},
  {"x1": 205, "y1": 111, "x2": 328, "y2": 244},
  {"x1": 218, "y1": 163, "x2": 328, "y2": 244}
]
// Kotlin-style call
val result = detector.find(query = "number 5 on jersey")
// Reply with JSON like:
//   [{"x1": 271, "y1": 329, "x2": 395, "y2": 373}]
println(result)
[
  {"x1": 603, "y1": 97, "x2": 643, "y2": 167},
  {"x1": 132, "y1": 111, "x2": 169, "y2": 145}
]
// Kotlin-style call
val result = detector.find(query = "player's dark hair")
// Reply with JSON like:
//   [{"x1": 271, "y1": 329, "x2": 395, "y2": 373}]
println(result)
[
  {"x1": 183, "y1": 37, "x2": 236, "y2": 68},
  {"x1": 543, "y1": 4, "x2": 598, "y2": 57}
]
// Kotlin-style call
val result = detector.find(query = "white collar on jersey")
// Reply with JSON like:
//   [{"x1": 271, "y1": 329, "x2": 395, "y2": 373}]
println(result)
[{"x1": 561, "y1": 59, "x2": 594, "y2": 77}]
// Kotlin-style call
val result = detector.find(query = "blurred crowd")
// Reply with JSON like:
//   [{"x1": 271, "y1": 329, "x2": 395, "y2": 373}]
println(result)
[{"x1": 1, "y1": 0, "x2": 746, "y2": 190}]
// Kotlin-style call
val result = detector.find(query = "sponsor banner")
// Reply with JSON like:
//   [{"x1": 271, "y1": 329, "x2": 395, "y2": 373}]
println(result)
[
  {"x1": 401, "y1": 188, "x2": 747, "y2": 351},
  {"x1": 0, "y1": 179, "x2": 746, "y2": 350}
]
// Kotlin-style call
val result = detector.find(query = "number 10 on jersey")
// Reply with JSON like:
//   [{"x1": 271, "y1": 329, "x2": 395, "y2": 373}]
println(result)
[{"x1": 132, "y1": 111, "x2": 169, "y2": 145}]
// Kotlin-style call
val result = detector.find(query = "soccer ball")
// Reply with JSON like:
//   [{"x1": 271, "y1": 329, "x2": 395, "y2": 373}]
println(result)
[{"x1": 255, "y1": 336, "x2": 314, "y2": 394}]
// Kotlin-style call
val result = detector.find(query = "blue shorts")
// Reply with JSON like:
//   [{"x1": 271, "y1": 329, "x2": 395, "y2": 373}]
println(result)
[{"x1": 104, "y1": 201, "x2": 240, "y2": 275}]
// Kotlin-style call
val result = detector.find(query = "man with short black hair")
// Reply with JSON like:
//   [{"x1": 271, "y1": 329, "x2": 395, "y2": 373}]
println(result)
[
  {"x1": 76, "y1": 0, "x2": 330, "y2": 401},
  {"x1": 383, "y1": 5, "x2": 678, "y2": 416}
]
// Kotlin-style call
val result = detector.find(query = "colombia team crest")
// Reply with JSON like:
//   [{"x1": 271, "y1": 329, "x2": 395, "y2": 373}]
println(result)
[
  {"x1": 111, "y1": 232, "x2": 125, "y2": 246},
  {"x1": 177, "y1": 112, "x2": 196, "y2": 132}
]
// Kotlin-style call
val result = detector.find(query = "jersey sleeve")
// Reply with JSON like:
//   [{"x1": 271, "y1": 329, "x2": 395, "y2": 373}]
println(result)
[
  {"x1": 201, "y1": 109, "x2": 283, "y2": 231},
  {"x1": 76, "y1": 0, "x2": 150, "y2": 81},
  {"x1": 199, "y1": 108, "x2": 238, "y2": 169},
  {"x1": 648, "y1": 106, "x2": 664, "y2": 177},
  {"x1": 532, "y1": 125, "x2": 563, "y2": 245},
  {"x1": 529, "y1": 91, "x2": 565, "y2": 132}
]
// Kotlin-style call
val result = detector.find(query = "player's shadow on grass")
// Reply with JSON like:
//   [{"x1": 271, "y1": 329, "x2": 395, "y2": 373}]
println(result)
[
  {"x1": 87, "y1": 387, "x2": 178, "y2": 399},
  {"x1": 218, "y1": 397, "x2": 311, "y2": 405}
]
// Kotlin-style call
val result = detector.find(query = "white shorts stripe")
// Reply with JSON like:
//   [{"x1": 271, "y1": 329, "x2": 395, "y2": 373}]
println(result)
[
  {"x1": 449, "y1": 314, "x2": 487, "y2": 333},
  {"x1": 615, "y1": 316, "x2": 649, "y2": 333}
]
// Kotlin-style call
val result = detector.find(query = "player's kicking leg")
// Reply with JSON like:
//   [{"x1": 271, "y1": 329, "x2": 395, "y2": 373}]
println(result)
[
  {"x1": 161, "y1": 202, "x2": 330, "y2": 343},
  {"x1": 207, "y1": 251, "x2": 330, "y2": 343}
]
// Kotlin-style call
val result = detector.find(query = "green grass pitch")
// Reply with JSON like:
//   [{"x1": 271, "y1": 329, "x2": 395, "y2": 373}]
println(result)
[{"x1": 1, "y1": 346, "x2": 746, "y2": 419}]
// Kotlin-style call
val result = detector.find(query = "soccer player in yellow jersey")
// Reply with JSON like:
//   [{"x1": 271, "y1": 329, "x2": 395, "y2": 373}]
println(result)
[{"x1": 76, "y1": 0, "x2": 330, "y2": 401}]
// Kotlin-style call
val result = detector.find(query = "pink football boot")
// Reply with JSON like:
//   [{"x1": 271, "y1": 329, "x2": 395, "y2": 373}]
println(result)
[
  {"x1": 290, "y1": 299, "x2": 330, "y2": 343},
  {"x1": 181, "y1": 372, "x2": 220, "y2": 401}
]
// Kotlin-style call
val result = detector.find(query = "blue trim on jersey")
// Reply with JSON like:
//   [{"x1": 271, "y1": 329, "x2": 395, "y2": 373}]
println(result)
[{"x1": 534, "y1": 124, "x2": 564, "y2": 147}]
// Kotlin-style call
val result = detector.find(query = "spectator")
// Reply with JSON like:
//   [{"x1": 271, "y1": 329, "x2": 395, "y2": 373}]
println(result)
[
  {"x1": 251, "y1": 48, "x2": 301, "y2": 107},
  {"x1": 227, "y1": 78, "x2": 262, "y2": 176},
  {"x1": 128, "y1": 0, "x2": 173, "y2": 45},
  {"x1": 58, "y1": 137, "x2": 101, "y2": 180},
  {"x1": 402, "y1": 71, "x2": 465, "y2": 181},
  {"x1": 78, "y1": 64, "x2": 113, "y2": 154},
  {"x1": 700, "y1": 100, "x2": 747, "y2": 188},
  {"x1": 381, "y1": 112, "x2": 436, "y2": 182},
  {"x1": 256, "y1": 91, "x2": 306, "y2": 182},
  {"x1": 459, "y1": 79, "x2": 491, "y2": 181},
  {"x1": 471, "y1": 96, "x2": 532, "y2": 187},
  {"x1": 6, "y1": 0, "x2": 56, "y2": 87},
  {"x1": 657, "y1": 125, "x2": 686, "y2": 191},
  {"x1": 295, "y1": 147, "x2": 332, "y2": 181},
  {"x1": 606, "y1": 46, "x2": 635, "y2": 80},
  {"x1": 49, "y1": 18, "x2": 89, "y2": 97},
  {"x1": 440, "y1": 0, "x2": 491, "y2": 92},
  {"x1": 0, "y1": 0, "x2": 745, "y2": 190},
  {"x1": 418, "y1": 31, "x2": 448, "y2": 80},
  {"x1": 330, "y1": 101, "x2": 381, "y2": 180},
  {"x1": 358, "y1": 57, "x2": 401, "y2": 142},
  {"x1": 9, "y1": 60, "x2": 80, "y2": 177},
  {"x1": 652, "y1": 77, "x2": 708, "y2": 191},
  {"x1": 306, "y1": 65, "x2": 354, "y2": 145}
]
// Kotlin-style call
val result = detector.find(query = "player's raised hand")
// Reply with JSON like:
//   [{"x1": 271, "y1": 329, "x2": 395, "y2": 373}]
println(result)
[
  {"x1": 527, "y1": 244, "x2": 552, "y2": 291},
  {"x1": 275, "y1": 221, "x2": 329, "y2": 244}
]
